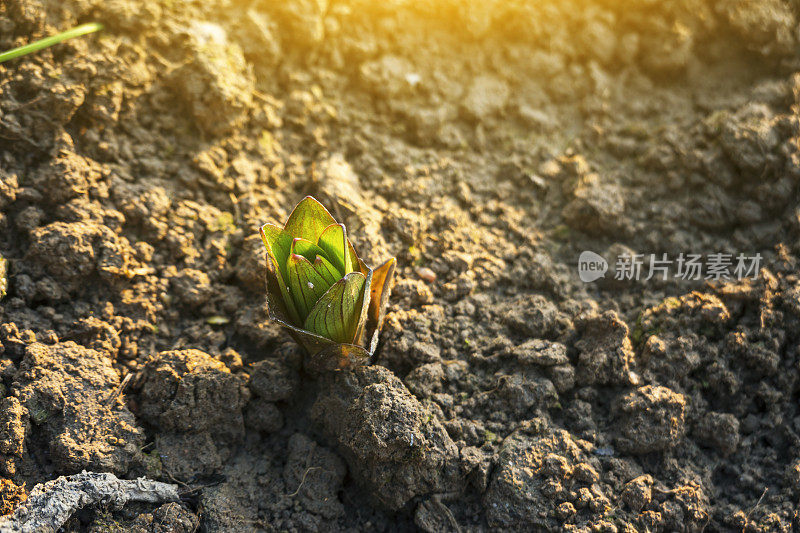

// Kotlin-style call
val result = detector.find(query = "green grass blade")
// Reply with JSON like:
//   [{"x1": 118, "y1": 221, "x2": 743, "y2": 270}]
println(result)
[{"x1": 0, "y1": 22, "x2": 104, "y2": 64}]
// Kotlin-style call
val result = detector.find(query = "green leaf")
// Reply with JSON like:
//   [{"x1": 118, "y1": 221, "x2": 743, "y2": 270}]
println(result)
[
  {"x1": 314, "y1": 255, "x2": 341, "y2": 286},
  {"x1": 317, "y1": 223, "x2": 351, "y2": 275},
  {"x1": 286, "y1": 253, "x2": 335, "y2": 320},
  {"x1": 261, "y1": 224, "x2": 292, "y2": 277},
  {"x1": 260, "y1": 223, "x2": 301, "y2": 325},
  {"x1": 284, "y1": 196, "x2": 338, "y2": 244},
  {"x1": 303, "y1": 272, "x2": 367, "y2": 344},
  {"x1": 347, "y1": 240, "x2": 362, "y2": 275},
  {"x1": 291, "y1": 237, "x2": 328, "y2": 264}
]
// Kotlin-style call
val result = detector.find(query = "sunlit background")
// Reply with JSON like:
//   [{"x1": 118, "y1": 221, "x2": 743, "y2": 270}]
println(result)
[{"x1": 1, "y1": 0, "x2": 799, "y2": 531}]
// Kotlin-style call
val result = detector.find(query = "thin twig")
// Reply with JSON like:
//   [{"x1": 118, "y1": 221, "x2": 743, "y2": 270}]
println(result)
[
  {"x1": 104, "y1": 373, "x2": 133, "y2": 406},
  {"x1": 287, "y1": 467, "x2": 321, "y2": 497},
  {"x1": 745, "y1": 488, "x2": 768, "y2": 521}
]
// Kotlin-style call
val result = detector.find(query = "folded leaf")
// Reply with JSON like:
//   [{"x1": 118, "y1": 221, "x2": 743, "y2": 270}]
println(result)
[
  {"x1": 352, "y1": 266, "x2": 373, "y2": 346},
  {"x1": 317, "y1": 223, "x2": 350, "y2": 275},
  {"x1": 284, "y1": 196, "x2": 338, "y2": 244},
  {"x1": 260, "y1": 223, "x2": 293, "y2": 279},
  {"x1": 347, "y1": 239, "x2": 363, "y2": 277},
  {"x1": 314, "y1": 255, "x2": 341, "y2": 286},
  {"x1": 303, "y1": 272, "x2": 366, "y2": 344},
  {"x1": 368, "y1": 257, "x2": 396, "y2": 326},
  {"x1": 287, "y1": 253, "x2": 334, "y2": 320},
  {"x1": 366, "y1": 257, "x2": 396, "y2": 353},
  {"x1": 291, "y1": 237, "x2": 329, "y2": 264},
  {"x1": 260, "y1": 224, "x2": 301, "y2": 325}
]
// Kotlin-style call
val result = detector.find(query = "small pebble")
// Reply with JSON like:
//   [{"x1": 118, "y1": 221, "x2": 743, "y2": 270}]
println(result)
[
  {"x1": 416, "y1": 267, "x2": 436, "y2": 283},
  {"x1": 593, "y1": 446, "x2": 615, "y2": 457}
]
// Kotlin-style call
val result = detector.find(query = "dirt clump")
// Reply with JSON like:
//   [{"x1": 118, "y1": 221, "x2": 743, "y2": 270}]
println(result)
[
  {"x1": 574, "y1": 310, "x2": 636, "y2": 386},
  {"x1": 242, "y1": 356, "x2": 299, "y2": 435},
  {"x1": 137, "y1": 349, "x2": 249, "y2": 479},
  {"x1": 620, "y1": 474, "x2": 653, "y2": 512},
  {"x1": 127, "y1": 503, "x2": 200, "y2": 532},
  {"x1": 694, "y1": 411, "x2": 741, "y2": 456},
  {"x1": 614, "y1": 385, "x2": 687, "y2": 454},
  {"x1": 283, "y1": 433, "x2": 347, "y2": 520},
  {"x1": 168, "y1": 23, "x2": 254, "y2": 137},
  {"x1": 312, "y1": 365, "x2": 461, "y2": 511},
  {"x1": 484, "y1": 418, "x2": 608, "y2": 529},
  {"x1": 0, "y1": 478, "x2": 26, "y2": 517},
  {"x1": 12, "y1": 342, "x2": 143, "y2": 477}
]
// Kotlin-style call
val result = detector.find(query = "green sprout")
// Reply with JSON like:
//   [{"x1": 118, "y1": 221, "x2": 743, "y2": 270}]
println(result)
[
  {"x1": 0, "y1": 23, "x2": 103, "y2": 64},
  {"x1": 261, "y1": 197, "x2": 396, "y2": 371}
]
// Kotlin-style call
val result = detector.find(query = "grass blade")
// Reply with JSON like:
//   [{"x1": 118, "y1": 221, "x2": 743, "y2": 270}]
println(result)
[{"x1": 0, "y1": 23, "x2": 104, "y2": 64}]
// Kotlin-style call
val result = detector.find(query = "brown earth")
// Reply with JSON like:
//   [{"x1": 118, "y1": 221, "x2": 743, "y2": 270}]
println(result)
[{"x1": 1, "y1": 0, "x2": 800, "y2": 531}]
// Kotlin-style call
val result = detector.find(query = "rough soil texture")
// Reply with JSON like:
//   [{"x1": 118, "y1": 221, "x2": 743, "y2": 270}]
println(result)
[{"x1": 1, "y1": 0, "x2": 800, "y2": 531}]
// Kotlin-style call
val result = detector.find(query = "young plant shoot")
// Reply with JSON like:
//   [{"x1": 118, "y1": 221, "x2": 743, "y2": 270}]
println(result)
[
  {"x1": 0, "y1": 23, "x2": 103, "y2": 64},
  {"x1": 260, "y1": 196, "x2": 395, "y2": 371}
]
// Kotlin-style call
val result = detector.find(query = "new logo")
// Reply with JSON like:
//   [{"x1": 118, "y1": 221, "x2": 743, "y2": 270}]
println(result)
[{"x1": 578, "y1": 251, "x2": 608, "y2": 282}]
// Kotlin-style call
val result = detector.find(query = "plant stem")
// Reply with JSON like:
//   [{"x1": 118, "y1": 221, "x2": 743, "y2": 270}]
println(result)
[{"x1": 0, "y1": 22, "x2": 104, "y2": 64}]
